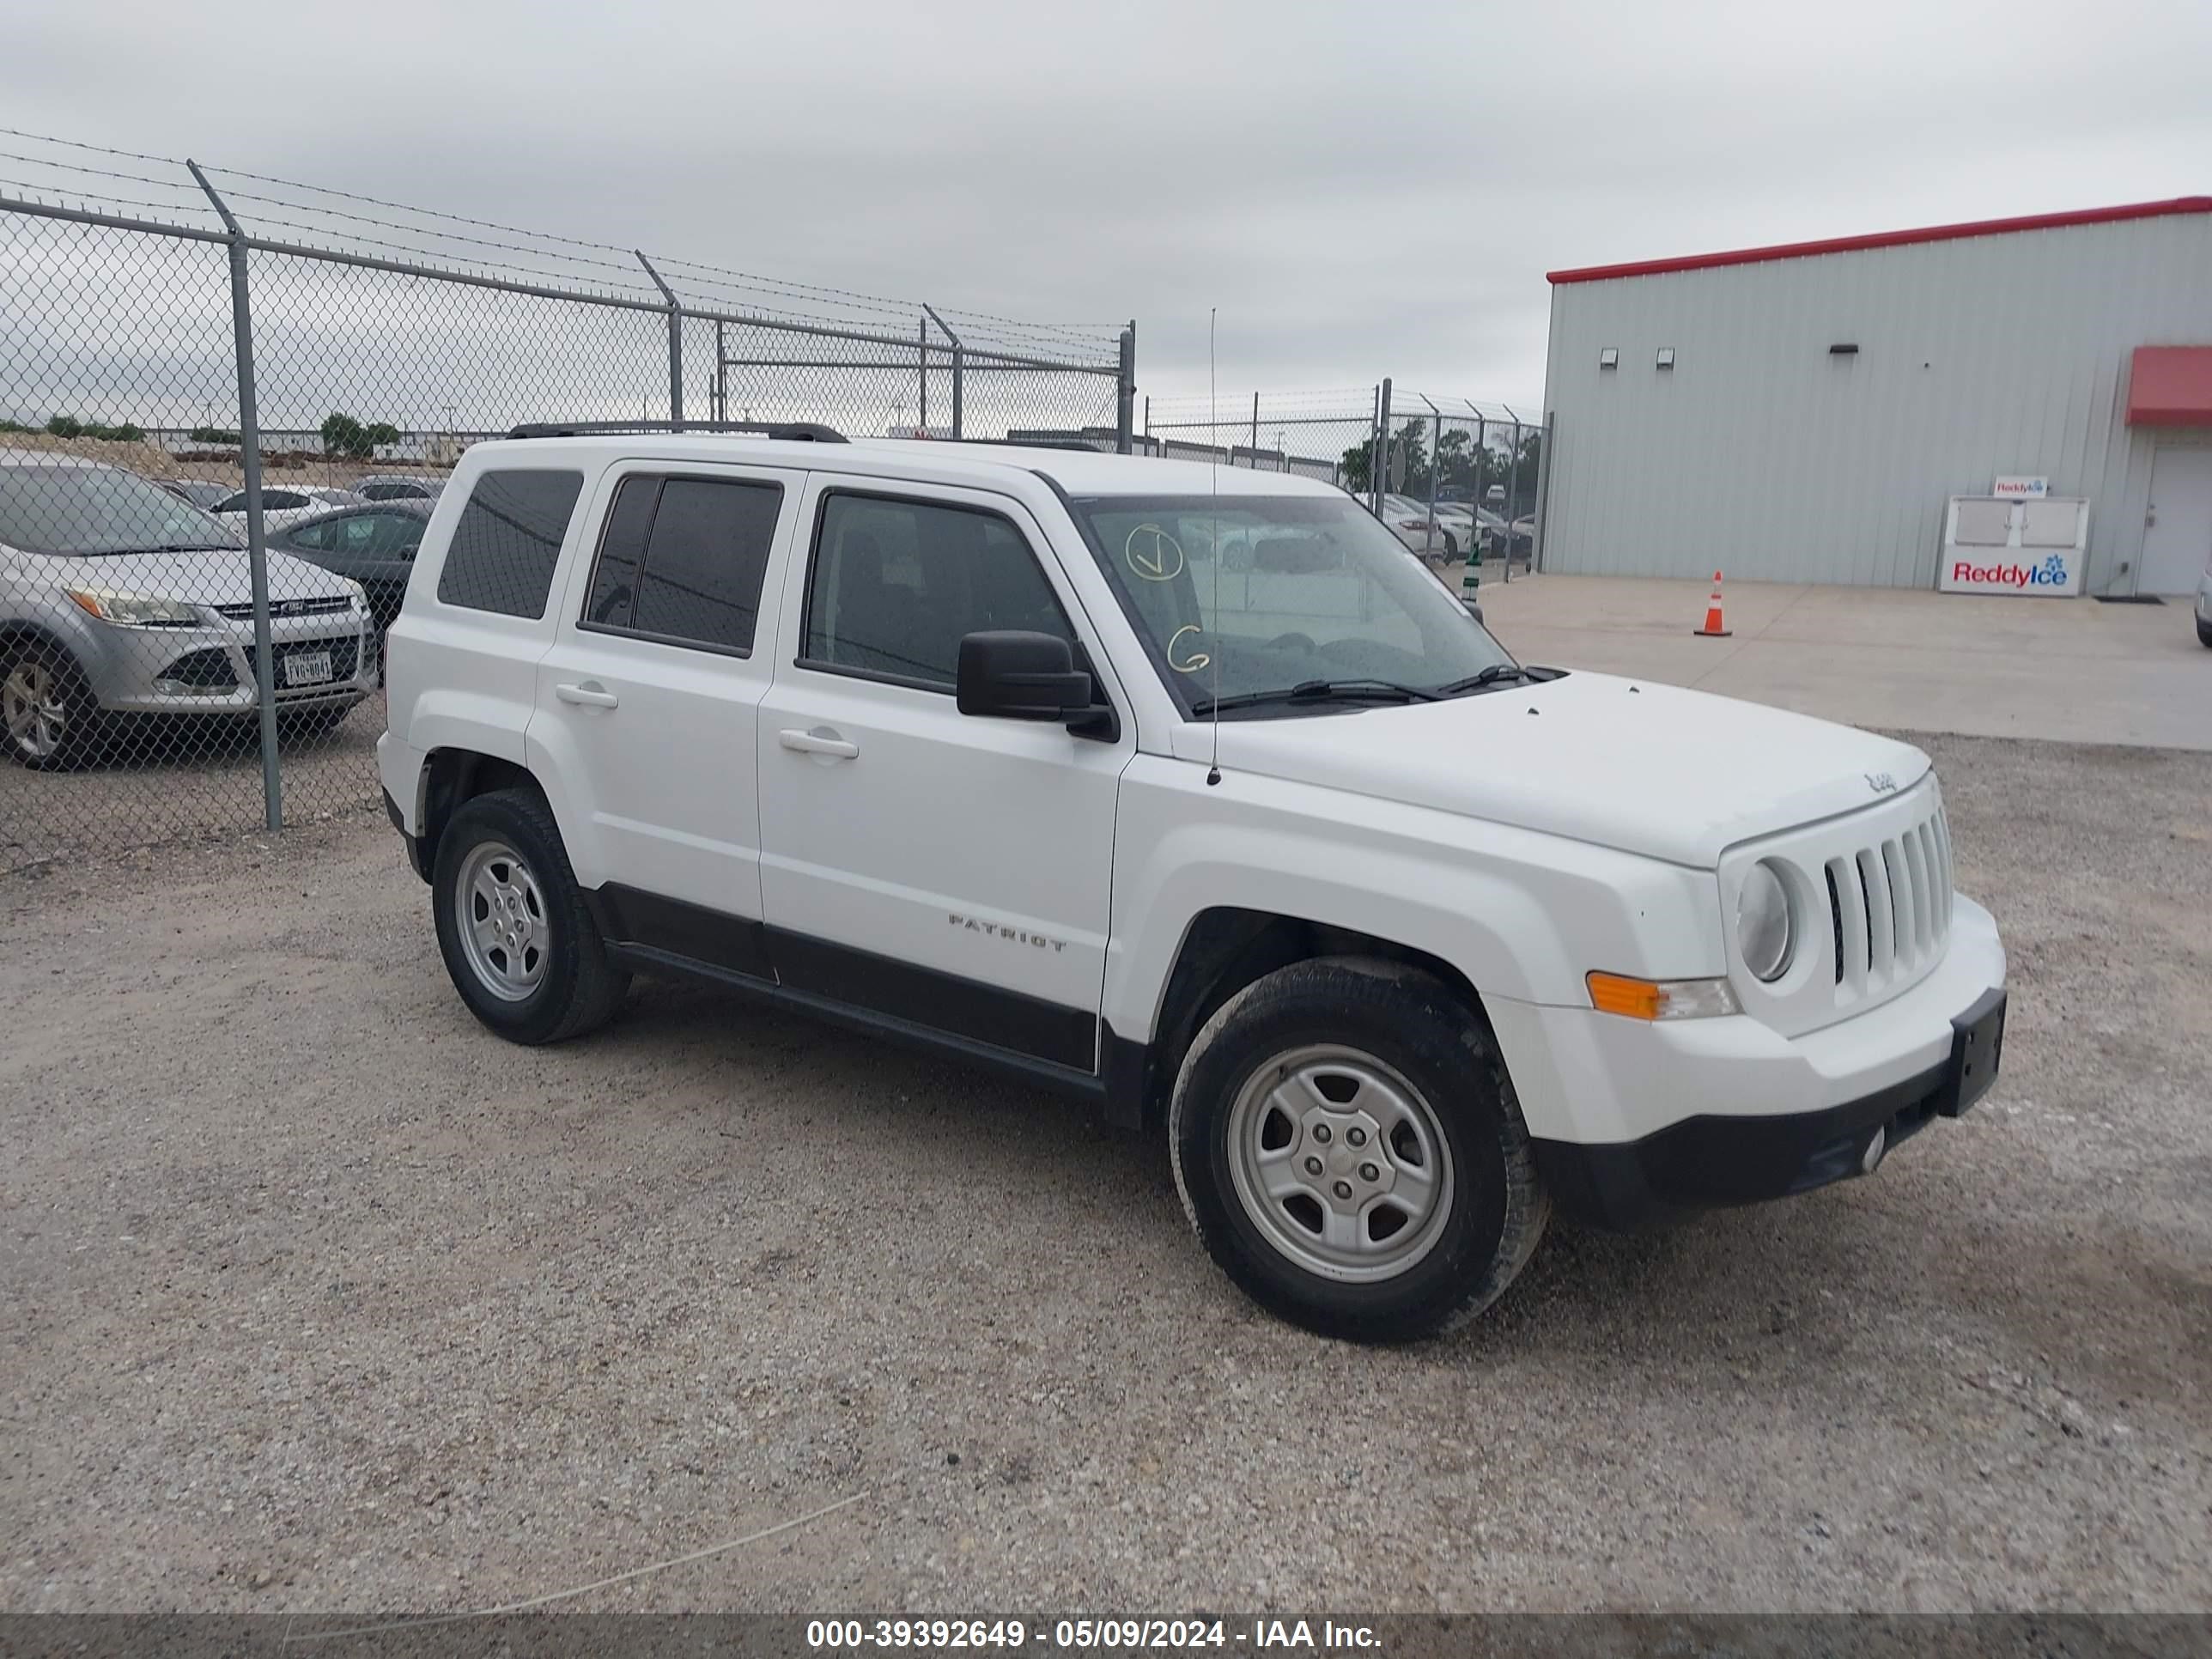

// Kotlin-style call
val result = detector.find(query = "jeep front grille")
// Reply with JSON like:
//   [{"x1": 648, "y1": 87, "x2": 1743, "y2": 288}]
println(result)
[{"x1": 1819, "y1": 803, "x2": 1953, "y2": 995}]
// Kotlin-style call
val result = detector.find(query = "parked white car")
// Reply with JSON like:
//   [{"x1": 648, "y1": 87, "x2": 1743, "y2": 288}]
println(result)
[
  {"x1": 1380, "y1": 495, "x2": 1460, "y2": 561},
  {"x1": 379, "y1": 433, "x2": 2008, "y2": 1341},
  {"x1": 2196, "y1": 555, "x2": 2211, "y2": 647},
  {"x1": 212, "y1": 483, "x2": 364, "y2": 533}
]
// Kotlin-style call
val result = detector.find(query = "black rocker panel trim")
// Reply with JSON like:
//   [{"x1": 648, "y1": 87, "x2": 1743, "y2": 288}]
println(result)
[
  {"x1": 581, "y1": 884, "x2": 1098, "y2": 1073},
  {"x1": 768, "y1": 927, "x2": 1097, "y2": 1073},
  {"x1": 584, "y1": 883, "x2": 774, "y2": 981}
]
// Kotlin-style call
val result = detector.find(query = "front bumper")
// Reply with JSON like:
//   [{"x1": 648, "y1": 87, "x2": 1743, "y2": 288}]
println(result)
[
  {"x1": 83, "y1": 610, "x2": 377, "y2": 715},
  {"x1": 1496, "y1": 895, "x2": 2007, "y2": 1230},
  {"x1": 1535, "y1": 984, "x2": 2006, "y2": 1229}
]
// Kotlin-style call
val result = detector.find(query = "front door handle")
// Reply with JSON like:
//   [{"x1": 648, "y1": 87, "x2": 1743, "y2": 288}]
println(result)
[
  {"x1": 555, "y1": 681, "x2": 619, "y2": 708},
  {"x1": 778, "y1": 727, "x2": 859, "y2": 760}
]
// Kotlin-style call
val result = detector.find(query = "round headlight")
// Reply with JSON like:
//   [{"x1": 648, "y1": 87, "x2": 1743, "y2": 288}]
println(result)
[{"x1": 1737, "y1": 861, "x2": 1793, "y2": 982}]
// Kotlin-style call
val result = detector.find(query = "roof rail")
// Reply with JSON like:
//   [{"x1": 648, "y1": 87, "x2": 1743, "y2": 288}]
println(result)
[{"x1": 505, "y1": 420, "x2": 848, "y2": 443}]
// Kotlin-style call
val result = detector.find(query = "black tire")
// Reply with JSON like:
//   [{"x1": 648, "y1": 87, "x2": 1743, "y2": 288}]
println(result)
[
  {"x1": 432, "y1": 787, "x2": 629, "y2": 1045},
  {"x1": 2197, "y1": 620, "x2": 2211, "y2": 648},
  {"x1": 0, "y1": 640, "x2": 102, "y2": 770},
  {"x1": 1170, "y1": 957, "x2": 1548, "y2": 1343}
]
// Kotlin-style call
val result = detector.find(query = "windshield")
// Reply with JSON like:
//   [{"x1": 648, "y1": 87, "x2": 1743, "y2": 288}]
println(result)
[
  {"x1": 0, "y1": 465, "x2": 242, "y2": 556},
  {"x1": 1066, "y1": 493, "x2": 1517, "y2": 716}
]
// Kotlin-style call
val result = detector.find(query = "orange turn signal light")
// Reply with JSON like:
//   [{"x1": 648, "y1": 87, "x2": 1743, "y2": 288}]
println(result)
[{"x1": 1586, "y1": 971, "x2": 1666, "y2": 1019}]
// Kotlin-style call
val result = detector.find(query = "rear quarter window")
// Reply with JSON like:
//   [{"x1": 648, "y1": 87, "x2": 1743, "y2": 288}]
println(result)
[{"x1": 435, "y1": 469, "x2": 586, "y2": 618}]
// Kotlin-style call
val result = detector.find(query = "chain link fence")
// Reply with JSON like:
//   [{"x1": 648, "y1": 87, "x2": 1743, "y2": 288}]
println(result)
[
  {"x1": 1140, "y1": 384, "x2": 1548, "y2": 575},
  {"x1": 0, "y1": 131, "x2": 1132, "y2": 873}
]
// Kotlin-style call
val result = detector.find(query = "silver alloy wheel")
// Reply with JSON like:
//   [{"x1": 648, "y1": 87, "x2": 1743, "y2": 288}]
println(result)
[
  {"x1": 3, "y1": 659, "x2": 67, "y2": 761},
  {"x1": 454, "y1": 840, "x2": 550, "y2": 1001},
  {"x1": 1224, "y1": 1043, "x2": 1455, "y2": 1283}
]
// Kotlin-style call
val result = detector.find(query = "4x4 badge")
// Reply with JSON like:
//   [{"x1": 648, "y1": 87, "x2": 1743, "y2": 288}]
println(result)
[{"x1": 1865, "y1": 772, "x2": 1898, "y2": 793}]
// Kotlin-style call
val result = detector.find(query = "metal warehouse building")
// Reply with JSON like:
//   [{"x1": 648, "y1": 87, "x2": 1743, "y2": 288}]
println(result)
[{"x1": 1536, "y1": 198, "x2": 2212, "y2": 595}]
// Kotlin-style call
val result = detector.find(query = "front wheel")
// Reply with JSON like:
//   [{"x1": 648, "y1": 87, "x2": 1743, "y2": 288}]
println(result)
[
  {"x1": 2197, "y1": 619, "x2": 2211, "y2": 648},
  {"x1": 432, "y1": 787, "x2": 629, "y2": 1044},
  {"x1": 1, "y1": 641, "x2": 101, "y2": 770},
  {"x1": 1170, "y1": 958, "x2": 1548, "y2": 1343}
]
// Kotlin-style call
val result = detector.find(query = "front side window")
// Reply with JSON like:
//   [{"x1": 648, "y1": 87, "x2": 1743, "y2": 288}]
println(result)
[
  {"x1": 366, "y1": 513, "x2": 428, "y2": 558},
  {"x1": 435, "y1": 469, "x2": 584, "y2": 619},
  {"x1": 579, "y1": 474, "x2": 781, "y2": 653},
  {"x1": 1065, "y1": 494, "x2": 1515, "y2": 716},
  {"x1": 801, "y1": 493, "x2": 1073, "y2": 689}
]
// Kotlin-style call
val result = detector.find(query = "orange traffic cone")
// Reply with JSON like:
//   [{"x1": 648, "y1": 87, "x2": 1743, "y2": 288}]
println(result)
[{"x1": 1694, "y1": 570, "x2": 1730, "y2": 637}]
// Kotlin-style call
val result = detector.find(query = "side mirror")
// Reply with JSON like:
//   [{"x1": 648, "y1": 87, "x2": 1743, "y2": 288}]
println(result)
[{"x1": 957, "y1": 630, "x2": 1091, "y2": 720}]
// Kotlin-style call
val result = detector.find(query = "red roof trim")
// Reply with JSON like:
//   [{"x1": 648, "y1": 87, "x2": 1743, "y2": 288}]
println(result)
[{"x1": 1547, "y1": 197, "x2": 2212, "y2": 285}]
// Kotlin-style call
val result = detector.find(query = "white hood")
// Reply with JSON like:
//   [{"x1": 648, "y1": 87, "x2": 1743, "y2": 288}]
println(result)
[{"x1": 1183, "y1": 671, "x2": 1931, "y2": 869}]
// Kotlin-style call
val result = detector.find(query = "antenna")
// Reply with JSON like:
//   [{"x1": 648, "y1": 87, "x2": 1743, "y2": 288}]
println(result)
[{"x1": 1206, "y1": 307, "x2": 1222, "y2": 787}]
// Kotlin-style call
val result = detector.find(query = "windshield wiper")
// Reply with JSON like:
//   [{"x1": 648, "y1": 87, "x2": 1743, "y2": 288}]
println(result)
[
  {"x1": 1191, "y1": 678, "x2": 1442, "y2": 716},
  {"x1": 1434, "y1": 663, "x2": 1529, "y2": 696}
]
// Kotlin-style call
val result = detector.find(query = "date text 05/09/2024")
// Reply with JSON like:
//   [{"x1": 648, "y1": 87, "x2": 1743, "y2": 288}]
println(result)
[{"x1": 805, "y1": 1618, "x2": 1384, "y2": 1650}]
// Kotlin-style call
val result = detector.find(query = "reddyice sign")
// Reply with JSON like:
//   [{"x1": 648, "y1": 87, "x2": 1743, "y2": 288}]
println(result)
[{"x1": 1947, "y1": 554, "x2": 2075, "y2": 592}]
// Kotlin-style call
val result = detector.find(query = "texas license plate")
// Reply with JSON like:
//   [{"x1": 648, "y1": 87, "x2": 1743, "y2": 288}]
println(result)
[{"x1": 282, "y1": 650, "x2": 333, "y2": 687}]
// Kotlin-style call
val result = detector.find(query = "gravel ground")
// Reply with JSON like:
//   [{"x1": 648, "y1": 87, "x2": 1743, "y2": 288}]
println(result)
[
  {"x1": 2, "y1": 732, "x2": 2207, "y2": 1615},
  {"x1": 0, "y1": 695, "x2": 383, "y2": 876}
]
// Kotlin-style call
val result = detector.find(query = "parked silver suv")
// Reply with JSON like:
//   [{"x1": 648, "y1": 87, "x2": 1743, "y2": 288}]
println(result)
[{"x1": 0, "y1": 452, "x2": 378, "y2": 768}]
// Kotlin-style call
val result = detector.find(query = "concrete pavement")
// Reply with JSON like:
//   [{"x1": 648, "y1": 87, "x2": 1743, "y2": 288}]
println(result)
[{"x1": 1472, "y1": 570, "x2": 2211, "y2": 750}]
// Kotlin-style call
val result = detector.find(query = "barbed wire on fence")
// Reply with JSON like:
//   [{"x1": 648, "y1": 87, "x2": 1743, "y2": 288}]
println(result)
[{"x1": 0, "y1": 128, "x2": 1133, "y2": 874}]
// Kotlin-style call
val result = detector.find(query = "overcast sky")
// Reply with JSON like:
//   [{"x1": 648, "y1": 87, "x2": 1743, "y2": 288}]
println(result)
[{"x1": 8, "y1": 0, "x2": 2208, "y2": 411}]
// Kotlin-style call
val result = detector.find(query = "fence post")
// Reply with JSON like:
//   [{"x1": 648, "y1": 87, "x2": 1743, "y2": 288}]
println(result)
[
  {"x1": 1533, "y1": 410, "x2": 1556, "y2": 573},
  {"x1": 1419, "y1": 395, "x2": 1445, "y2": 560},
  {"x1": 923, "y1": 306, "x2": 963, "y2": 441},
  {"x1": 1116, "y1": 324, "x2": 1136, "y2": 454},
  {"x1": 1504, "y1": 405, "x2": 1528, "y2": 581},
  {"x1": 714, "y1": 320, "x2": 727, "y2": 423},
  {"x1": 1374, "y1": 379, "x2": 1392, "y2": 514},
  {"x1": 917, "y1": 315, "x2": 929, "y2": 434},
  {"x1": 188, "y1": 160, "x2": 281, "y2": 832},
  {"x1": 635, "y1": 252, "x2": 682, "y2": 427}
]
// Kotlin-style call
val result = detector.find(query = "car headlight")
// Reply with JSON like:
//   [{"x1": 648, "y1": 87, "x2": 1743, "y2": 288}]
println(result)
[
  {"x1": 1736, "y1": 860, "x2": 1794, "y2": 981},
  {"x1": 64, "y1": 587, "x2": 200, "y2": 628},
  {"x1": 345, "y1": 580, "x2": 369, "y2": 611}
]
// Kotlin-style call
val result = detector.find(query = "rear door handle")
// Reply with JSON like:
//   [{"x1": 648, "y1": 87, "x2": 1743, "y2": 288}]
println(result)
[
  {"x1": 555, "y1": 681, "x2": 619, "y2": 708},
  {"x1": 779, "y1": 727, "x2": 859, "y2": 760}
]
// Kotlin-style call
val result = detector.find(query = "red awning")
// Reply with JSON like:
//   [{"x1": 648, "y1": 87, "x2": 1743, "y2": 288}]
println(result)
[{"x1": 2127, "y1": 346, "x2": 2212, "y2": 427}]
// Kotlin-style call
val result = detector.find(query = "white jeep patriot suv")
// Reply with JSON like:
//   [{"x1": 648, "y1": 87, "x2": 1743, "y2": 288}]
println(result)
[{"x1": 378, "y1": 428, "x2": 2007, "y2": 1342}]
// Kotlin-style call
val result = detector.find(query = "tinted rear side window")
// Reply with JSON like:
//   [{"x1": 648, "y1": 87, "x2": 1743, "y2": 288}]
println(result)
[
  {"x1": 581, "y1": 475, "x2": 782, "y2": 653},
  {"x1": 436, "y1": 469, "x2": 585, "y2": 618}
]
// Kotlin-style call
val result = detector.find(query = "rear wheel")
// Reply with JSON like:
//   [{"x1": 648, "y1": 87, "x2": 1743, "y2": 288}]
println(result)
[
  {"x1": 1, "y1": 642, "x2": 100, "y2": 770},
  {"x1": 1170, "y1": 957, "x2": 1548, "y2": 1343},
  {"x1": 2197, "y1": 620, "x2": 2211, "y2": 648},
  {"x1": 432, "y1": 787, "x2": 629, "y2": 1044}
]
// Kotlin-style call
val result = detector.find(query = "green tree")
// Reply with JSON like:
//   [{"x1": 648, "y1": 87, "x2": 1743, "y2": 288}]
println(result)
[
  {"x1": 46, "y1": 414, "x2": 83, "y2": 439},
  {"x1": 1340, "y1": 434, "x2": 1377, "y2": 493},
  {"x1": 363, "y1": 422, "x2": 401, "y2": 450},
  {"x1": 320, "y1": 411, "x2": 369, "y2": 459}
]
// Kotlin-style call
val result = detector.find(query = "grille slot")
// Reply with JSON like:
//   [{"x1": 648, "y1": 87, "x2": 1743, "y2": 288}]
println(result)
[
  {"x1": 1826, "y1": 865, "x2": 1844, "y2": 985},
  {"x1": 216, "y1": 596, "x2": 352, "y2": 619}
]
